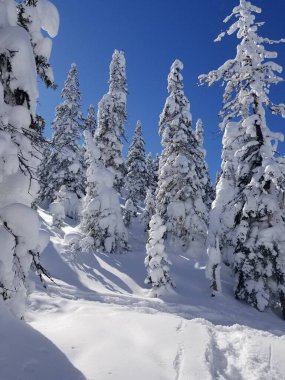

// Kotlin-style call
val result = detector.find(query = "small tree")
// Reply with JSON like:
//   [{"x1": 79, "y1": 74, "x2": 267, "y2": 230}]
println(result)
[
  {"x1": 195, "y1": 119, "x2": 214, "y2": 209},
  {"x1": 145, "y1": 214, "x2": 173, "y2": 296},
  {"x1": 38, "y1": 63, "x2": 84, "y2": 211},
  {"x1": 156, "y1": 59, "x2": 209, "y2": 249},
  {"x1": 146, "y1": 153, "x2": 158, "y2": 194},
  {"x1": 143, "y1": 188, "x2": 156, "y2": 231},
  {"x1": 123, "y1": 198, "x2": 136, "y2": 227},
  {"x1": 80, "y1": 131, "x2": 128, "y2": 253},
  {"x1": 84, "y1": 104, "x2": 97, "y2": 135},
  {"x1": 95, "y1": 50, "x2": 127, "y2": 192},
  {"x1": 125, "y1": 120, "x2": 148, "y2": 210}
]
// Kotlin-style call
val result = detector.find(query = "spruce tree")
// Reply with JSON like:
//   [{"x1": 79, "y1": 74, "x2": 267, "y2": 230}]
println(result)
[
  {"x1": 145, "y1": 214, "x2": 173, "y2": 296},
  {"x1": 80, "y1": 131, "x2": 128, "y2": 253},
  {"x1": 95, "y1": 50, "x2": 127, "y2": 191},
  {"x1": 38, "y1": 63, "x2": 84, "y2": 208},
  {"x1": 156, "y1": 60, "x2": 208, "y2": 249},
  {"x1": 0, "y1": 0, "x2": 58, "y2": 317},
  {"x1": 125, "y1": 120, "x2": 148, "y2": 210},
  {"x1": 200, "y1": 0, "x2": 285, "y2": 317}
]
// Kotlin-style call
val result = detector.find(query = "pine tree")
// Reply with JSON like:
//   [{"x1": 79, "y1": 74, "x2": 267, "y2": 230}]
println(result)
[
  {"x1": 95, "y1": 50, "x2": 127, "y2": 191},
  {"x1": 80, "y1": 131, "x2": 128, "y2": 253},
  {"x1": 145, "y1": 214, "x2": 173, "y2": 296},
  {"x1": 200, "y1": 0, "x2": 285, "y2": 317},
  {"x1": 125, "y1": 120, "x2": 148, "y2": 210},
  {"x1": 0, "y1": 0, "x2": 58, "y2": 317},
  {"x1": 195, "y1": 119, "x2": 214, "y2": 209},
  {"x1": 38, "y1": 63, "x2": 84, "y2": 211},
  {"x1": 156, "y1": 60, "x2": 209, "y2": 249}
]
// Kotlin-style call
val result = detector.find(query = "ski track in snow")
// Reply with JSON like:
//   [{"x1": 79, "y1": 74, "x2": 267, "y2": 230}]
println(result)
[{"x1": 23, "y1": 209, "x2": 285, "y2": 380}]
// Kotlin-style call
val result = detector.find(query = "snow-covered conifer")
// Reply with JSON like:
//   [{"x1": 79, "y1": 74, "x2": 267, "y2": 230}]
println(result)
[
  {"x1": 80, "y1": 131, "x2": 128, "y2": 253},
  {"x1": 123, "y1": 198, "x2": 136, "y2": 227},
  {"x1": 195, "y1": 119, "x2": 214, "y2": 209},
  {"x1": 49, "y1": 186, "x2": 66, "y2": 228},
  {"x1": 146, "y1": 153, "x2": 158, "y2": 194},
  {"x1": 145, "y1": 214, "x2": 173, "y2": 296},
  {"x1": 95, "y1": 50, "x2": 127, "y2": 191},
  {"x1": 143, "y1": 188, "x2": 156, "y2": 231},
  {"x1": 200, "y1": 0, "x2": 285, "y2": 317},
  {"x1": 84, "y1": 104, "x2": 97, "y2": 135},
  {"x1": 38, "y1": 63, "x2": 84, "y2": 211},
  {"x1": 156, "y1": 60, "x2": 208, "y2": 249},
  {"x1": 0, "y1": 0, "x2": 58, "y2": 317},
  {"x1": 125, "y1": 120, "x2": 148, "y2": 209}
]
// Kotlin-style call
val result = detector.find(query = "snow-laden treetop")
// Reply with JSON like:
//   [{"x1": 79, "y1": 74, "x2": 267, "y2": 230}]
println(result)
[
  {"x1": 109, "y1": 50, "x2": 127, "y2": 95},
  {"x1": 199, "y1": 0, "x2": 285, "y2": 128},
  {"x1": 167, "y1": 59, "x2": 184, "y2": 93}
]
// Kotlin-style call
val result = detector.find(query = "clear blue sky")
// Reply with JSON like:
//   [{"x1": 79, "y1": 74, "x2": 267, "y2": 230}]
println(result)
[{"x1": 39, "y1": 0, "x2": 285, "y2": 180}]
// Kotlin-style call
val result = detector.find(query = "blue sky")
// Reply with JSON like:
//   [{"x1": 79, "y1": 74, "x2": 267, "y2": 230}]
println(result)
[{"x1": 39, "y1": 0, "x2": 285, "y2": 180}]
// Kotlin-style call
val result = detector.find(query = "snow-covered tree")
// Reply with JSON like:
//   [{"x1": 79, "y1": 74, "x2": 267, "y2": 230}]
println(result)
[
  {"x1": 95, "y1": 50, "x2": 127, "y2": 192},
  {"x1": 123, "y1": 198, "x2": 136, "y2": 227},
  {"x1": 84, "y1": 104, "x2": 97, "y2": 135},
  {"x1": 145, "y1": 214, "x2": 173, "y2": 296},
  {"x1": 125, "y1": 120, "x2": 148, "y2": 209},
  {"x1": 80, "y1": 131, "x2": 128, "y2": 254},
  {"x1": 156, "y1": 59, "x2": 209, "y2": 249},
  {"x1": 0, "y1": 0, "x2": 58, "y2": 317},
  {"x1": 143, "y1": 188, "x2": 156, "y2": 231},
  {"x1": 38, "y1": 63, "x2": 84, "y2": 212},
  {"x1": 200, "y1": 0, "x2": 285, "y2": 317},
  {"x1": 195, "y1": 119, "x2": 214, "y2": 209},
  {"x1": 49, "y1": 186, "x2": 66, "y2": 228},
  {"x1": 146, "y1": 153, "x2": 158, "y2": 194}
]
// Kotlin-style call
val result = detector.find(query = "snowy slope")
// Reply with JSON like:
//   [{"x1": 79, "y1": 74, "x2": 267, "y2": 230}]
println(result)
[{"x1": 7, "y1": 208, "x2": 285, "y2": 380}]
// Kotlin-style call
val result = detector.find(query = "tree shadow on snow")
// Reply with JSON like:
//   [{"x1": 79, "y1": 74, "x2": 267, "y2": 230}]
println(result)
[{"x1": 0, "y1": 306, "x2": 85, "y2": 380}]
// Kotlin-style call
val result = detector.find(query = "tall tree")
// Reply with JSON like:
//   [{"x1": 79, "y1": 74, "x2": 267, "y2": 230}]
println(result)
[
  {"x1": 200, "y1": 0, "x2": 285, "y2": 317},
  {"x1": 0, "y1": 0, "x2": 59, "y2": 317},
  {"x1": 156, "y1": 59, "x2": 209, "y2": 249},
  {"x1": 80, "y1": 131, "x2": 128, "y2": 253},
  {"x1": 125, "y1": 120, "x2": 148, "y2": 210},
  {"x1": 95, "y1": 50, "x2": 127, "y2": 191},
  {"x1": 38, "y1": 63, "x2": 84, "y2": 207}
]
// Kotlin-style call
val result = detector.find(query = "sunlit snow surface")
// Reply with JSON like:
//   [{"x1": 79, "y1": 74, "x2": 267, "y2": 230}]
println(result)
[{"x1": 13, "y1": 208, "x2": 285, "y2": 380}]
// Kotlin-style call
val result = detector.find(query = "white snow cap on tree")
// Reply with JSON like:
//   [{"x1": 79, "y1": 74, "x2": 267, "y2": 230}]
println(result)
[
  {"x1": 0, "y1": 0, "x2": 58, "y2": 317},
  {"x1": 200, "y1": 0, "x2": 285, "y2": 317},
  {"x1": 95, "y1": 50, "x2": 127, "y2": 192},
  {"x1": 80, "y1": 131, "x2": 128, "y2": 254},
  {"x1": 145, "y1": 214, "x2": 173, "y2": 296},
  {"x1": 156, "y1": 59, "x2": 209, "y2": 250}
]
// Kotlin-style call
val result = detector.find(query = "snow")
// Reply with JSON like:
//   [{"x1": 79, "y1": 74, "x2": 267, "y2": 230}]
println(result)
[{"x1": 0, "y1": 208, "x2": 283, "y2": 379}]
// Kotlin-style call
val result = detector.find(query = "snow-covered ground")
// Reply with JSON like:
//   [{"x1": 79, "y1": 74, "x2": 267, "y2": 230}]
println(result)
[{"x1": 2, "y1": 208, "x2": 285, "y2": 380}]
